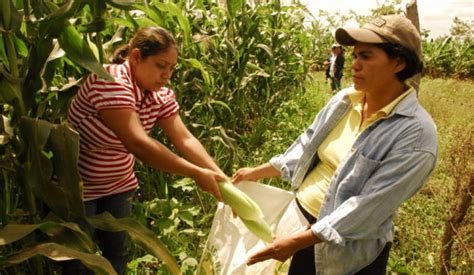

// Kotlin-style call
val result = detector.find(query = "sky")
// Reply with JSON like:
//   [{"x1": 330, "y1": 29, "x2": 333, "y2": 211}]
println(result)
[{"x1": 300, "y1": 0, "x2": 474, "y2": 38}]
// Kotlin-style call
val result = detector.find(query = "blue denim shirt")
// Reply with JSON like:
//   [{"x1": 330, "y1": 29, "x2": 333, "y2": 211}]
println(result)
[{"x1": 270, "y1": 88, "x2": 437, "y2": 274}]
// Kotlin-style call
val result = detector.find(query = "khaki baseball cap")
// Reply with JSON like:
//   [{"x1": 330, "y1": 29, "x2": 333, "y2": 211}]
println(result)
[{"x1": 335, "y1": 15, "x2": 421, "y2": 59}]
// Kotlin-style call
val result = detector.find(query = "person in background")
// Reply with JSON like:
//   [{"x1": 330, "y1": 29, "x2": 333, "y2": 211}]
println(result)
[
  {"x1": 66, "y1": 26, "x2": 226, "y2": 274},
  {"x1": 232, "y1": 15, "x2": 437, "y2": 274},
  {"x1": 328, "y1": 43, "x2": 345, "y2": 94}
]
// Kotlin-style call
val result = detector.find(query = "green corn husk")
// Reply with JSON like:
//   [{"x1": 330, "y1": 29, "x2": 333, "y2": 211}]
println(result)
[
  {"x1": 240, "y1": 217, "x2": 274, "y2": 243},
  {"x1": 218, "y1": 181, "x2": 274, "y2": 243}
]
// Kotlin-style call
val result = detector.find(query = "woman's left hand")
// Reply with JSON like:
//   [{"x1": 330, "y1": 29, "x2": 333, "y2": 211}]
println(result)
[
  {"x1": 247, "y1": 228, "x2": 320, "y2": 266},
  {"x1": 247, "y1": 235, "x2": 300, "y2": 265}
]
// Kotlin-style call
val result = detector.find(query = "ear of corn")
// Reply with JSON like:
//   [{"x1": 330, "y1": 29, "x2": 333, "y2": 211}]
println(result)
[
  {"x1": 218, "y1": 181, "x2": 274, "y2": 243},
  {"x1": 218, "y1": 180, "x2": 264, "y2": 221},
  {"x1": 240, "y1": 217, "x2": 274, "y2": 243}
]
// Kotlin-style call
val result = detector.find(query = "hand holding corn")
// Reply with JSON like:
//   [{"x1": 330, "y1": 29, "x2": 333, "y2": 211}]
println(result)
[{"x1": 218, "y1": 180, "x2": 274, "y2": 243}]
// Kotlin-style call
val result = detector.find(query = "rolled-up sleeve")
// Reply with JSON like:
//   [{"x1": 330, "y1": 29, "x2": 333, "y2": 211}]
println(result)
[{"x1": 269, "y1": 117, "x2": 319, "y2": 181}]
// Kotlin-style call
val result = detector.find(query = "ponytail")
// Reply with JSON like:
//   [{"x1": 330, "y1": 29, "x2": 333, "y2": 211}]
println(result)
[{"x1": 111, "y1": 44, "x2": 131, "y2": 64}]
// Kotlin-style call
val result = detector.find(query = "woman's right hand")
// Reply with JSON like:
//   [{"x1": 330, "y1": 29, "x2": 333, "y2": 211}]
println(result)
[
  {"x1": 231, "y1": 167, "x2": 260, "y2": 183},
  {"x1": 232, "y1": 163, "x2": 281, "y2": 184},
  {"x1": 193, "y1": 167, "x2": 225, "y2": 202}
]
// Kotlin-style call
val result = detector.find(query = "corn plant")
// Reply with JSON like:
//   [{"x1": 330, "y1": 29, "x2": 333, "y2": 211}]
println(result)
[
  {"x1": 423, "y1": 36, "x2": 473, "y2": 79},
  {"x1": 0, "y1": 1, "x2": 180, "y2": 274}
]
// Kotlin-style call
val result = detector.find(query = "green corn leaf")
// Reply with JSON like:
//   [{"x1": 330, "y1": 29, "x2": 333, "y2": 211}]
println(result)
[
  {"x1": 240, "y1": 218, "x2": 273, "y2": 244},
  {"x1": 87, "y1": 212, "x2": 181, "y2": 275},
  {"x1": 58, "y1": 23, "x2": 113, "y2": 81},
  {"x1": 3, "y1": 242, "x2": 116, "y2": 275},
  {"x1": 0, "y1": 36, "x2": 10, "y2": 68},
  {"x1": 184, "y1": 58, "x2": 211, "y2": 86}
]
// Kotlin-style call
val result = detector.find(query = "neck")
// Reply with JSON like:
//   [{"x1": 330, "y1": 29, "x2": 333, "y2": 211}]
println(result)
[{"x1": 362, "y1": 80, "x2": 407, "y2": 119}]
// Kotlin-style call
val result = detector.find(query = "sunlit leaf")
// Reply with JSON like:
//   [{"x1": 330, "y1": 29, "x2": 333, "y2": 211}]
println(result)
[
  {"x1": 135, "y1": 17, "x2": 159, "y2": 28},
  {"x1": 226, "y1": 0, "x2": 244, "y2": 18},
  {"x1": 0, "y1": 218, "x2": 93, "y2": 253},
  {"x1": 58, "y1": 23, "x2": 113, "y2": 81},
  {"x1": 167, "y1": 2, "x2": 191, "y2": 45},
  {"x1": 4, "y1": 242, "x2": 116, "y2": 275},
  {"x1": 184, "y1": 58, "x2": 211, "y2": 86},
  {"x1": 109, "y1": 18, "x2": 135, "y2": 29},
  {"x1": 105, "y1": 0, "x2": 141, "y2": 10}
]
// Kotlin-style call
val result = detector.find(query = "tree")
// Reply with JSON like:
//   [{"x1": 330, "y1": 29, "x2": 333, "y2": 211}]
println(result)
[{"x1": 450, "y1": 16, "x2": 473, "y2": 41}]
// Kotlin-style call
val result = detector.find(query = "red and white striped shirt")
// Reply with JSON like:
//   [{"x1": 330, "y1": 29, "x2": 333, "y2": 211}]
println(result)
[{"x1": 68, "y1": 61, "x2": 179, "y2": 201}]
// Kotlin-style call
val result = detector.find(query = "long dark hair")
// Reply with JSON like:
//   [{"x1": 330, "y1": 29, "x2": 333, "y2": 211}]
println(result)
[{"x1": 111, "y1": 26, "x2": 177, "y2": 64}]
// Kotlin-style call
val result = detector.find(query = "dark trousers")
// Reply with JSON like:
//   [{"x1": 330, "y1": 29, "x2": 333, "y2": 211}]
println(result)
[
  {"x1": 330, "y1": 77, "x2": 342, "y2": 93},
  {"x1": 62, "y1": 190, "x2": 134, "y2": 275},
  {"x1": 288, "y1": 200, "x2": 391, "y2": 275}
]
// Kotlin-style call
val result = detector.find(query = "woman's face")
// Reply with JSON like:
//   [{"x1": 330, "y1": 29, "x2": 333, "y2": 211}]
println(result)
[
  {"x1": 130, "y1": 46, "x2": 178, "y2": 91},
  {"x1": 351, "y1": 42, "x2": 404, "y2": 93}
]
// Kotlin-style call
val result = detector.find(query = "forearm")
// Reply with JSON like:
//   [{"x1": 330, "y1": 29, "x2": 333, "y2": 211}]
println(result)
[
  {"x1": 247, "y1": 227, "x2": 321, "y2": 265},
  {"x1": 291, "y1": 227, "x2": 322, "y2": 250},
  {"x1": 232, "y1": 163, "x2": 281, "y2": 183},
  {"x1": 128, "y1": 135, "x2": 202, "y2": 178},
  {"x1": 175, "y1": 137, "x2": 223, "y2": 174},
  {"x1": 252, "y1": 163, "x2": 281, "y2": 179}
]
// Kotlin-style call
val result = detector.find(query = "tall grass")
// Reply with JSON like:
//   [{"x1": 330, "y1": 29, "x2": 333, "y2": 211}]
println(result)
[{"x1": 391, "y1": 78, "x2": 473, "y2": 273}]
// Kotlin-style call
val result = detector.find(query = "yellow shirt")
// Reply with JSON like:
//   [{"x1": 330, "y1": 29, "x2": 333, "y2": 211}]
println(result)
[{"x1": 296, "y1": 88, "x2": 413, "y2": 218}]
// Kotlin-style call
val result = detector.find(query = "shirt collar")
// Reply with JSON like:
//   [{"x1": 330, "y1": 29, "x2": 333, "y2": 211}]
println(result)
[{"x1": 345, "y1": 86, "x2": 416, "y2": 118}]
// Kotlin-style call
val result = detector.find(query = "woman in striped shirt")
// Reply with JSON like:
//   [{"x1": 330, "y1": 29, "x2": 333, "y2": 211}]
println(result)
[{"x1": 66, "y1": 26, "x2": 226, "y2": 274}]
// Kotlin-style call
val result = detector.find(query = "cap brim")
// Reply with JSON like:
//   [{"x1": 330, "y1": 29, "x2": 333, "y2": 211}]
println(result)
[{"x1": 335, "y1": 28, "x2": 386, "y2": 46}]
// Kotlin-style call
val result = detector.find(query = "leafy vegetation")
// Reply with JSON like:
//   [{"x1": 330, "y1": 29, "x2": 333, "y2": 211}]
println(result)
[{"x1": 0, "y1": 0, "x2": 472, "y2": 274}]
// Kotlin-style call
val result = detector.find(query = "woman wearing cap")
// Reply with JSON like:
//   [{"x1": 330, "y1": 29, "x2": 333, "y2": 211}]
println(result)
[{"x1": 232, "y1": 15, "x2": 437, "y2": 274}]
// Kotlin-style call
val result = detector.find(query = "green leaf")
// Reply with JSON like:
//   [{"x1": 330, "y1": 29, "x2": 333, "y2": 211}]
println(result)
[
  {"x1": 208, "y1": 100, "x2": 232, "y2": 114},
  {"x1": 43, "y1": 0, "x2": 76, "y2": 21},
  {"x1": 133, "y1": 5, "x2": 164, "y2": 27},
  {"x1": 167, "y1": 3, "x2": 191, "y2": 45},
  {"x1": 19, "y1": 118, "x2": 54, "y2": 201},
  {"x1": 41, "y1": 214, "x2": 96, "y2": 253},
  {"x1": 19, "y1": 118, "x2": 85, "y2": 221},
  {"x1": 58, "y1": 23, "x2": 113, "y2": 81},
  {"x1": 45, "y1": 124, "x2": 85, "y2": 220},
  {"x1": 40, "y1": 0, "x2": 84, "y2": 37},
  {"x1": 226, "y1": 0, "x2": 244, "y2": 18},
  {"x1": 109, "y1": 18, "x2": 135, "y2": 29},
  {"x1": 135, "y1": 18, "x2": 159, "y2": 28},
  {"x1": 0, "y1": 77, "x2": 20, "y2": 104},
  {"x1": 104, "y1": 0, "x2": 141, "y2": 10},
  {"x1": 0, "y1": 0, "x2": 22, "y2": 32},
  {"x1": 4, "y1": 242, "x2": 117, "y2": 275},
  {"x1": 13, "y1": 33, "x2": 28, "y2": 58},
  {"x1": 0, "y1": 36, "x2": 10, "y2": 68},
  {"x1": 87, "y1": 212, "x2": 181, "y2": 275},
  {"x1": 0, "y1": 217, "x2": 95, "y2": 254},
  {"x1": 184, "y1": 58, "x2": 211, "y2": 86}
]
